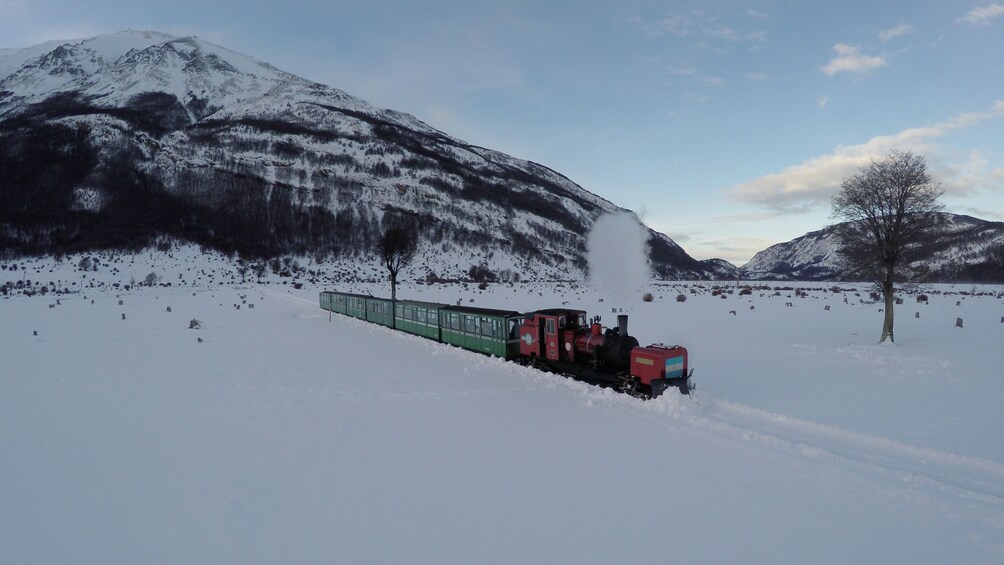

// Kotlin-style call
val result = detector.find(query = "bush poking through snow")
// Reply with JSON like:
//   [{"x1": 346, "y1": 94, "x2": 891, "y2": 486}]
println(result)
[
  {"x1": 642, "y1": 292, "x2": 653, "y2": 302},
  {"x1": 676, "y1": 294, "x2": 687, "y2": 303},
  {"x1": 189, "y1": 319, "x2": 202, "y2": 330}
]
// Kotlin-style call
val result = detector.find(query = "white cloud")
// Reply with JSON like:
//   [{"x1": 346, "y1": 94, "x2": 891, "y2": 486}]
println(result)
[
  {"x1": 957, "y1": 3, "x2": 1004, "y2": 26},
  {"x1": 879, "y1": 23, "x2": 913, "y2": 42},
  {"x1": 704, "y1": 26, "x2": 739, "y2": 41},
  {"x1": 728, "y1": 101, "x2": 1004, "y2": 212},
  {"x1": 636, "y1": 15, "x2": 693, "y2": 37},
  {"x1": 935, "y1": 151, "x2": 999, "y2": 197},
  {"x1": 817, "y1": 96, "x2": 829, "y2": 109},
  {"x1": 633, "y1": 13, "x2": 768, "y2": 47},
  {"x1": 667, "y1": 65, "x2": 723, "y2": 87},
  {"x1": 745, "y1": 72, "x2": 769, "y2": 81},
  {"x1": 680, "y1": 234, "x2": 780, "y2": 264},
  {"x1": 666, "y1": 65, "x2": 696, "y2": 76},
  {"x1": 821, "y1": 44, "x2": 887, "y2": 76},
  {"x1": 955, "y1": 206, "x2": 1004, "y2": 221}
]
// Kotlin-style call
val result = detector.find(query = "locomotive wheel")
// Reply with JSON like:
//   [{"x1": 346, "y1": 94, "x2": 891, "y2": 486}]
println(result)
[{"x1": 619, "y1": 377, "x2": 641, "y2": 397}]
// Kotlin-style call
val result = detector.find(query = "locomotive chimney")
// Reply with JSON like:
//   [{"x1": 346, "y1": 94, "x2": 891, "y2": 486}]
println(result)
[{"x1": 617, "y1": 314, "x2": 628, "y2": 336}]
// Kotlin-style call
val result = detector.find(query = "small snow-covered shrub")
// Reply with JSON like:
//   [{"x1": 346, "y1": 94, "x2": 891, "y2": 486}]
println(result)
[
  {"x1": 189, "y1": 319, "x2": 202, "y2": 330},
  {"x1": 642, "y1": 292, "x2": 653, "y2": 302},
  {"x1": 676, "y1": 294, "x2": 687, "y2": 303}
]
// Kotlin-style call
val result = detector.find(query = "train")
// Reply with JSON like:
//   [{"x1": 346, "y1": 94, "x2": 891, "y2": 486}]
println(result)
[{"x1": 319, "y1": 290, "x2": 694, "y2": 398}]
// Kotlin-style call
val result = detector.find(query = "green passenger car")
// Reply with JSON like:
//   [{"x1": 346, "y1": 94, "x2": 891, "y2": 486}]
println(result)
[
  {"x1": 341, "y1": 293, "x2": 369, "y2": 320},
  {"x1": 319, "y1": 291, "x2": 335, "y2": 312},
  {"x1": 439, "y1": 305, "x2": 523, "y2": 359},
  {"x1": 365, "y1": 296, "x2": 395, "y2": 328},
  {"x1": 395, "y1": 300, "x2": 447, "y2": 339},
  {"x1": 320, "y1": 291, "x2": 352, "y2": 315}
]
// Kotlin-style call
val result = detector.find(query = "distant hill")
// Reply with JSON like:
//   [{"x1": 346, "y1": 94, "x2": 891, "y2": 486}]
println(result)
[
  {"x1": 742, "y1": 213, "x2": 1004, "y2": 283},
  {"x1": 0, "y1": 30, "x2": 727, "y2": 280}
]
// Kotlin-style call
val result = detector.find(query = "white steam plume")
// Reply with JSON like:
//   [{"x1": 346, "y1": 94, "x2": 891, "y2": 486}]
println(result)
[{"x1": 586, "y1": 211, "x2": 651, "y2": 295}]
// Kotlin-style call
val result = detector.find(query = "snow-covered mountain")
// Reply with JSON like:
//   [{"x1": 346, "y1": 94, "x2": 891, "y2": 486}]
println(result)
[
  {"x1": 0, "y1": 30, "x2": 724, "y2": 280},
  {"x1": 743, "y1": 213, "x2": 1004, "y2": 282}
]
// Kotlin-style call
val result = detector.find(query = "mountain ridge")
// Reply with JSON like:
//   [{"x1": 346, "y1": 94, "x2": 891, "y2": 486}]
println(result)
[
  {"x1": 742, "y1": 213, "x2": 1004, "y2": 283},
  {"x1": 1, "y1": 30, "x2": 729, "y2": 280}
]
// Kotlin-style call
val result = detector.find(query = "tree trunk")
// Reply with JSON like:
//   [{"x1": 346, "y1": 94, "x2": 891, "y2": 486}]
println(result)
[
  {"x1": 880, "y1": 274, "x2": 895, "y2": 343},
  {"x1": 390, "y1": 271, "x2": 397, "y2": 329}
]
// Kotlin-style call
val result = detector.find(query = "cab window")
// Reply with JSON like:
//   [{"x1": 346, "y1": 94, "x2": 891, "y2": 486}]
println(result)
[{"x1": 545, "y1": 318, "x2": 556, "y2": 335}]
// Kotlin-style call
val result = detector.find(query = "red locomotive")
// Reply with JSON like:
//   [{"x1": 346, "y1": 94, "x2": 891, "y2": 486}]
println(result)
[{"x1": 517, "y1": 309, "x2": 694, "y2": 397}]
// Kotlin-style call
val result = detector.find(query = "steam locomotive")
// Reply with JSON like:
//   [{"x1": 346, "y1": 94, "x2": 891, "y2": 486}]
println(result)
[
  {"x1": 517, "y1": 308, "x2": 694, "y2": 397},
  {"x1": 319, "y1": 291, "x2": 694, "y2": 397}
]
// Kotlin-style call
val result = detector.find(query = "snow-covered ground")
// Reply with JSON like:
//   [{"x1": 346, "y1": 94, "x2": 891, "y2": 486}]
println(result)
[{"x1": 3, "y1": 250, "x2": 1004, "y2": 563}]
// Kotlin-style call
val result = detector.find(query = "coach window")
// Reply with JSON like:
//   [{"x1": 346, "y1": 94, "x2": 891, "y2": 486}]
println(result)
[
  {"x1": 450, "y1": 313, "x2": 461, "y2": 331},
  {"x1": 465, "y1": 316, "x2": 478, "y2": 334},
  {"x1": 417, "y1": 309, "x2": 427, "y2": 323},
  {"x1": 396, "y1": 304, "x2": 404, "y2": 317},
  {"x1": 545, "y1": 318, "x2": 556, "y2": 335},
  {"x1": 558, "y1": 316, "x2": 566, "y2": 329},
  {"x1": 481, "y1": 318, "x2": 494, "y2": 337}
]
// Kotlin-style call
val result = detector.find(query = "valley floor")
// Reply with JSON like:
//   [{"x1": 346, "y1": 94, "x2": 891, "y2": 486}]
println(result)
[{"x1": 2, "y1": 253, "x2": 1004, "y2": 563}]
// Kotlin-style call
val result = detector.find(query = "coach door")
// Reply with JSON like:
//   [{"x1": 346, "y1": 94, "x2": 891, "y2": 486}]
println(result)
[{"x1": 545, "y1": 316, "x2": 560, "y2": 361}]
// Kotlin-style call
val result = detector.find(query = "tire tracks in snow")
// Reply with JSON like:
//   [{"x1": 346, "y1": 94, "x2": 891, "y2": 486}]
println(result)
[{"x1": 694, "y1": 398, "x2": 1004, "y2": 504}]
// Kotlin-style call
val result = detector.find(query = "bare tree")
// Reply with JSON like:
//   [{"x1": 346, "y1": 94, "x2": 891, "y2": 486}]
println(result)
[
  {"x1": 831, "y1": 151, "x2": 944, "y2": 343},
  {"x1": 379, "y1": 225, "x2": 417, "y2": 304}
]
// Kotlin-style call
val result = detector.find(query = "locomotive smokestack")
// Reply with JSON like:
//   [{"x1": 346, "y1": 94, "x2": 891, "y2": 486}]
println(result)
[{"x1": 618, "y1": 314, "x2": 628, "y2": 336}]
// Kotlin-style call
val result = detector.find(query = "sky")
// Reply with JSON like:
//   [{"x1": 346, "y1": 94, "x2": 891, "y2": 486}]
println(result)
[{"x1": 1, "y1": 0, "x2": 1003, "y2": 264}]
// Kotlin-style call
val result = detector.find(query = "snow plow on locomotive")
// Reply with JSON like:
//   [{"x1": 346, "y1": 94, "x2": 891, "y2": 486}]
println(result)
[{"x1": 319, "y1": 291, "x2": 694, "y2": 398}]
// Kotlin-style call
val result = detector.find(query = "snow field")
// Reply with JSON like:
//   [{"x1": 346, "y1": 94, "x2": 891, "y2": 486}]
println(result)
[{"x1": 2, "y1": 259, "x2": 1004, "y2": 563}]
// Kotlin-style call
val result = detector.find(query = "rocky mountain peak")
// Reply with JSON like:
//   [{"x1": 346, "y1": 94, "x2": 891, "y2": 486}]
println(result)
[{"x1": 0, "y1": 30, "x2": 723, "y2": 280}]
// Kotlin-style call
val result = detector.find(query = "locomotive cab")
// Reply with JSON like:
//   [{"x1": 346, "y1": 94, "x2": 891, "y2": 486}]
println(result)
[{"x1": 519, "y1": 309, "x2": 587, "y2": 362}]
